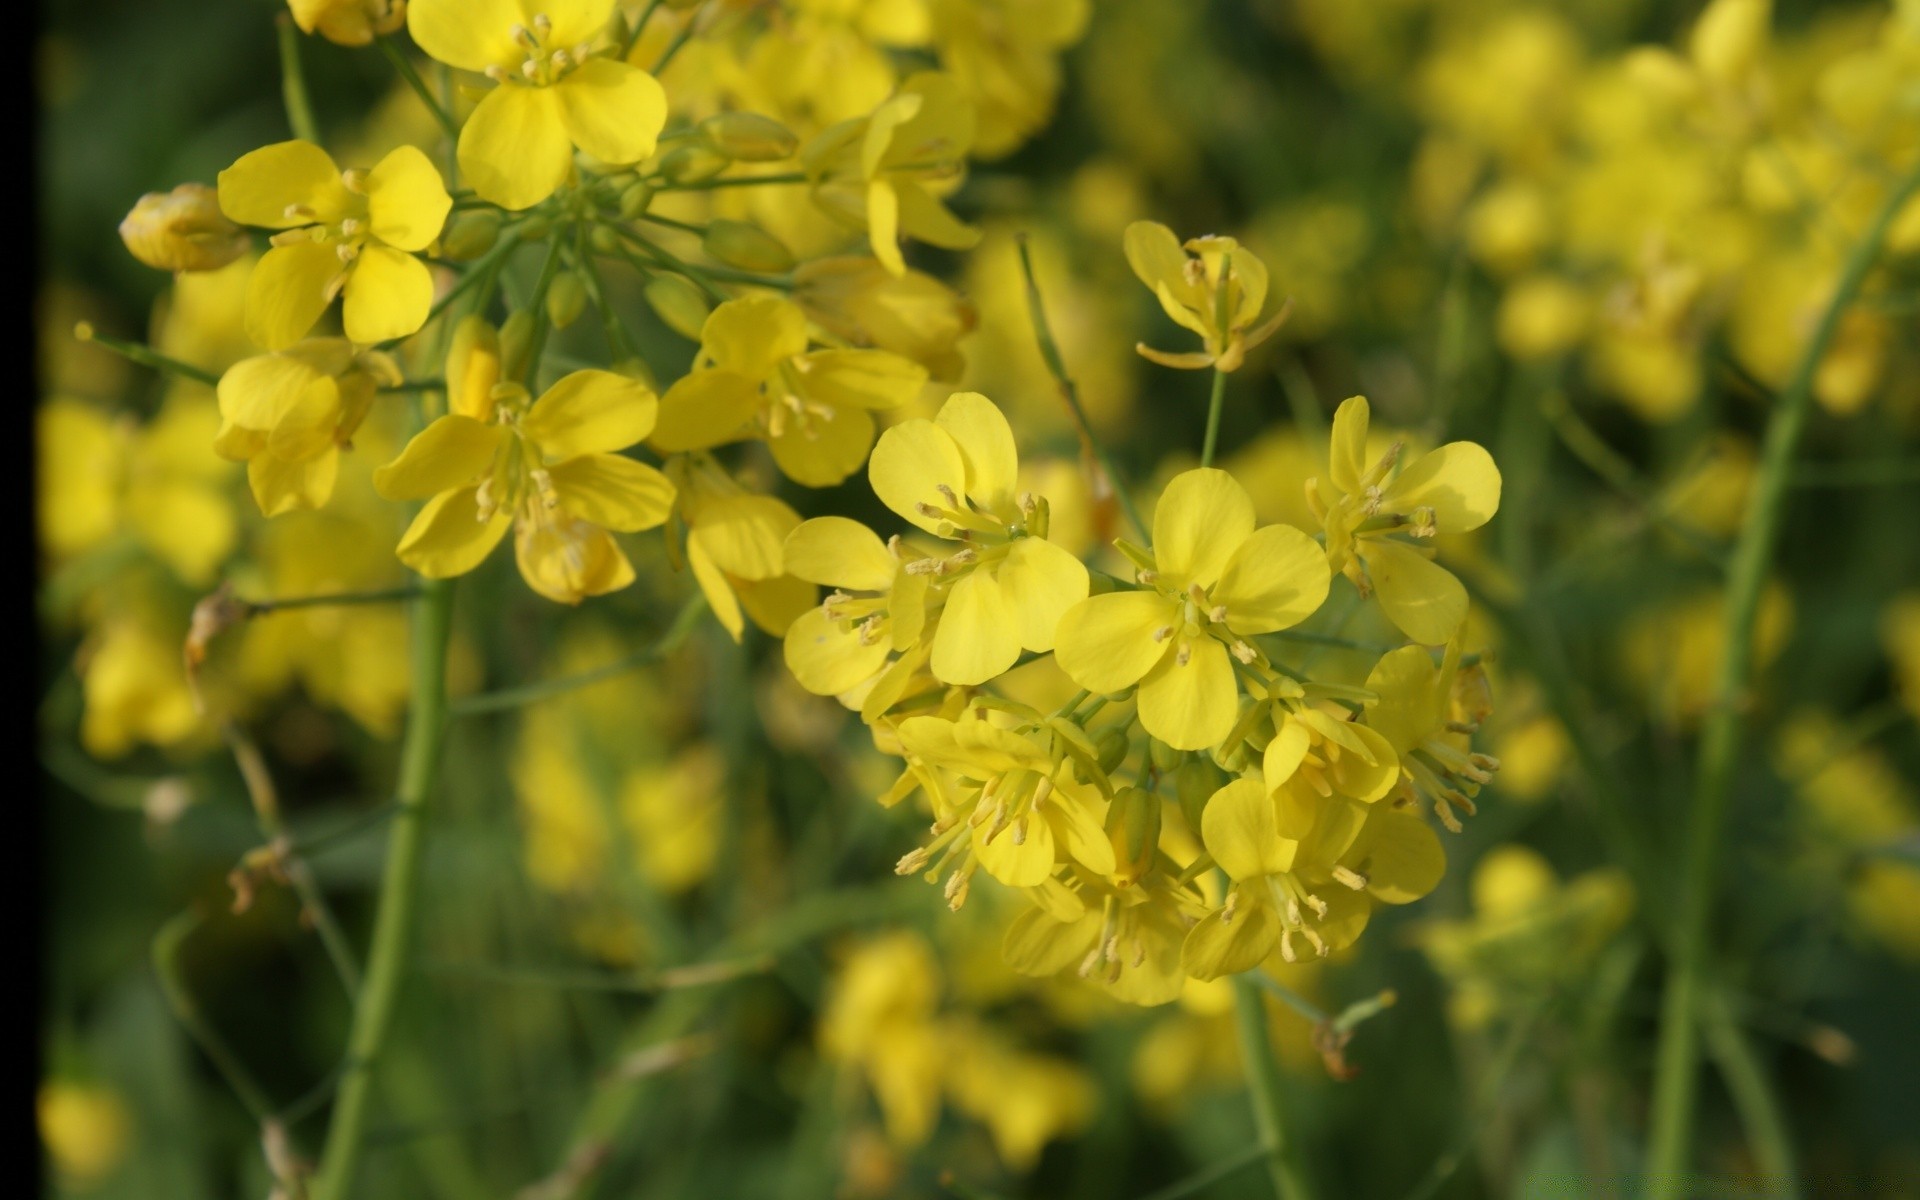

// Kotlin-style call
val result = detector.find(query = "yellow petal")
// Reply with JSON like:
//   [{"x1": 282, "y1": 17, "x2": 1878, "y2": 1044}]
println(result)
[
  {"x1": 342, "y1": 245, "x2": 434, "y2": 344},
  {"x1": 1296, "y1": 887, "x2": 1370, "y2": 956},
  {"x1": 374, "y1": 415, "x2": 503, "y2": 500},
  {"x1": 218, "y1": 350, "x2": 326, "y2": 434},
  {"x1": 245, "y1": 241, "x2": 341, "y2": 351},
  {"x1": 1136, "y1": 635, "x2": 1237, "y2": 751},
  {"x1": 1152, "y1": 468, "x2": 1254, "y2": 589},
  {"x1": 997, "y1": 536, "x2": 1088, "y2": 653},
  {"x1": 555, "y1": 59, "x2": 667, "y2": 166},
  {"x1": 891, "y1": 568, "x2": 929, "y2": 649},
  {"x1": 249, "y1": 449, "x2": 338, "y2": 516},
  {"x1": 1135, "y1": 344, "x2": 1215, "y2": 370},
  {"x1": 1003, "y1": 907, "x2": 1102, "y2": 977},
  {"x1": 934, "y1": 390, "x2": 1018, "y2": 513},
  {"x1": 541, "y1": 0, "x2": 617, "y2": 46},
  {"x1": 1046, "y1": 783, "x2": 1116, "y2": 875},
  {"x1": 263, "y1": 375, "x2": 341, "y2": 461},
  {"x1": 894, "y1": 182, "x2": 980, "y2": 250},
  {"x1": 783, "y1": 517, "x2": 894, "y2": 591},
  {"x1": 396, "y1": 486, "x2": 511, "y2": 576},
  {"x1": 459, "y1": 84, "x2": 572, "y2": 210},
  {"x1": 406, "y1": 0, "x2": 522, "y2": 71},
  {"x1": 1201, "y1": 778, "x2": 1293, "y2": 881},
  {"x1": 1385, "y1": 442, "x2": 1502, "y2": 533},
  {"x1": 218, "y1": 140, "x2": 348, "y2": 227},
  {"x1": 1362, "y1": 645, "x2": 1442, "y2": 756},
  {"x1": 797, "y1": 349, "x2": 927, "y2": 410},
  {"x1": 687, "y1": 492, "x2": 797, "y2": 579},
  {"x1": 549, "y1": 454, "x2": 674, "y2": 531},
  {"x1": 1364, "y1": 538, "x2": 1468, "y2": 645},
  {"x1": 515, "y1": 513, "x2": 635, "y2": 604},
  {"x1": 930, "y1": 568, "x2": 1021, "y2": 685},
  {"x1": 523, "y1": 370, "x2": 658, "y2": 458},
  {"x1": 1213, "y1": 524, "x2": 1331, "y2": 634},
  {"x1": 768, "y1": 404, "x2": 874, "y2": 487},
  {"x1": 651, "y1": 370, "x2": 760, "y2": 452},
  {"x1": 784, "y1": 605, "x2": 891, "y2": 696},
  {"x1": 1262, "y1": 718, "x2": 1312, "y2": 793},
  {"x1": 898, "y1": 716, "x2": 1046, "y2": 776},
  {"x1": 973, "y1": 809, "x2": 1057, "y2": 888},
  {"x1": 699, "y1": 296, "x2": 806, "y2": 377},
  {"x1": 867, "y1": 178, "x2": 904, "y2": 276},
  {"x1": 737, "y1": 573, "x2": 817, "y2": 637},
  {"x1": 688, "y1": 538, "x2": 744, "y2": 642},
  {"x1": 1052, "y1": 591, "x2": 1175, "y2": 694},
  {"x1": 1328, "y1": 395, "x2": 1370, "y2": 495},
  {"x1": 1352, "y1": 808, "x2": 1445, "y2": 904},
  {"x1": 1122, "y1": 221, "x2": 1186, "y2": 295},
  {"x1": 1181, "y1": 903, "x2": 1279, "y2": 981},
  {"x1": 366, "y1": 144, "x2": 452, "y2": 252},
  {"x1": 869, "y1": 417, "x2": 965, "y2": 535}
]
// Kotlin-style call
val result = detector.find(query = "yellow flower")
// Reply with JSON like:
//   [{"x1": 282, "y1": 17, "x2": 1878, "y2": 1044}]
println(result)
[
  {"x1": 409, "y1": 0, "x2": 667, "y2": 209},
  {"x1": 1123, "y1": 220, "x2": 1290, "y2": 372},
  {"x1": 217, "y1": 140, "x2": 451, "y2": 348},
  {"x1": 793, "y1": 255, "x2": 978, "y2": 381},
  {"x1": 819, "y1": 932, "x2": 948, "y2": 1147},
  {"x1": 928, "y1": 0, "x2": 1089, "y2": 160},
  {"x1": 652, "y1": 295, "x2": 926, "y2": 486},
  {"x1": 803, "y1": 72, "x2": 982, "y2": 276},
  {"x1": 80, "y1": 615, "x2": 204, "y2": 757},
  {"x1": 944, "y1": 1025, "x2": 1095, "y2": 1171},
  {"x1": 663, "y1": 454, "x2": 817, "y2": 641},
  {"x1": 375, "y1": 369, "x2": 675, "y2": 603},
  {"x1": 782, "y1": 517, "x2": 930, "y2": 700},
  {"x1": 38, "y1": 1082, "x2": 131, "y2": 1186},
  {"x1": 118, "y1": 183, "x2": 250, "y2": 273},
  {"x1": 287, "y1": 0, "x2": 406, "y2": 46},
  {"x1": 622, "y1": 745, "x2": 725, "y2": 894},
  {"x1": 868, "y1": 391, "x2": 1090, "y2": 686},
  {"x1": 214, "y1": 339, "x2": 403, "y2": 516},
  {"x1": 1363, "y1": 639, "x2": 1501, "y2": 832},
  {"x1": 1001, "y1": 870, "x2": 1194, "y2": 1006},
  {"x1": 1054, "y1": 468, "x2": 1330, "y2": 751},
  {"x1": 1309, "y1": 395, "x2": 1500, "y2": 645}
]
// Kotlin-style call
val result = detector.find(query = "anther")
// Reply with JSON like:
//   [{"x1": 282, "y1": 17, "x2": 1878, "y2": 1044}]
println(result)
[
  {"x1": 1176, "y1": 642, "x2": 1191, "y2": 666},
  {"x1": 1208, "y1": 605, "x2": 1228, "y2": 623},
  {"x1": 1152, "y1": 625, "x2": 1175, "y2": 643},
  {"x1": 1332, "y1": 866, "x2": 1369, "y2": 891},
  {"x1": 1231, "y1": 640, "x2": 1257, "y2": 664}
]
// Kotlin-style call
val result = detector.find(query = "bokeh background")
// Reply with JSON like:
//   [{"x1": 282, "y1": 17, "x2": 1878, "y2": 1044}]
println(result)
[{"x1": 36, "y1": 0, "x2": 1920, "y2": 1196}]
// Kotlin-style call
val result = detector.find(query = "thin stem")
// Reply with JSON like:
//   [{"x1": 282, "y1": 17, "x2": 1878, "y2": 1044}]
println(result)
[
  {"x1": 309, "y1": 577, "x2": 458, "y2": 1200},
  {"x1": 1135, "y1": 1145, "x2": 1270, "y2": 1200},
  {"x1": 451, "y1": 592, "x2": 705, "y2": 716},
  {"x1": 520, "y1": 235, "x2": 568, "y2": 386},
  {"x1": 377, "y1": 34, "x2": 461, "y2": 144},
  {"x1": 1700, "y1": 987, "x2": 1801, "y2": 1200},
  {"x1": 634, "y1": 210, "x2": 709, "y2": 236},
  {"x1": 1014, "y1": 233, "x2": 1148, "y2": 538},
  {"x1": 1540, "y1": 390, "x2": 1728, "y2": 569},
  {"x1": 572, "y1": 227, "x2": 637, "y2": 359},
  {"x1": 276, "y1": 14, "x2": 320, "y2": 143},
  {"x1": 73, "y1": 323, "x2": 220, "y2": 387},
  {"x1": 1233, "y1": 977, "x2": 1316, "y2": 1200},
  {"x1": 620, "y1": 0, "x2": 664, "y2": 58},
  {"x1": 419, "y1": 953, "x2": 772, "y2": 994},
  {"x1": 651, "y1": 19, "x2": 695, "y2": 73},
  {"x1": 243, "y1": 586, "x2": 421, "y2": 616},
  {"x1": 154, "y1": 910, "x2": 278, "y2": 1121},
  {"x1": 1201, "y1": 367, "x2": 1227, "y2": 468},
  {"x1": 1643, "y1": 159, "x2": 1920, "y2": 1198},
  {"x1": 649, "y1": 171, "x2": 808, "y2": 192},
  {"x1": 414, "y1": 228, "x2": 523, "y2": 334},
  {"x1": 378, "y1": 379, "x2": 446, "y2": 395}
]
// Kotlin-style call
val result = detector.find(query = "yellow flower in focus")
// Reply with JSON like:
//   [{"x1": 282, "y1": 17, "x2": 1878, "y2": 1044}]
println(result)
[
  {"x1": 214, "y1": 339, "x2": 403, "y2": 516},
  {"x1": 652, "y1": 295, "x2": 926, "y2": 486},
  {"x1": 803, "y1": 72, "x2": 981, "y2": 276},
  {"x1": 1124, "y1": 221, "x2": 1290, "y2": 372},
  {"x1": 1364, "y1": 639, "x2": 1502, "y2": 832},
  {"x1": 376, "y1": 369, "x2": 674, "y2": 603},
  {"x1": 410, "y1": 0, "x2": 666, "y2": 209},
  {"x1": 1055, "y1": 468, "x2": 1329, "y2": 751},
  {"x1": 288, "y1": 0, "x2": 405, "y2": 46},
  {"x1": 119, "y1": 183, "x2": 250, "y2": 273},
  {"x1": 793, "y1": 255, "x2": 977, "y2": 381},
  {"x1": 1310, "y1": 395, "x2": 1501, "y2": 645},
  {"x1": 782, "y1": 517, "x2": 929, "y2": 701},
  {"x1": 217, "y1": 140, "x2": 451, "y2": 348},
  {"x1": 664, "y1": 454, "x2": 817, "y2": 641},
  {"x1": 38, "y1": 1082, "x2": 131, "y2": 1185},
  {"x1": 868, "y1": 391, "x2": 1089, "y2": 686}
]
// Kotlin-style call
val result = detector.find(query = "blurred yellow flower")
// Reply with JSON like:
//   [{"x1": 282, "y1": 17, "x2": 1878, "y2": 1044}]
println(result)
[
  {"x1": 214, "y1": 339, "x2": 403, "y2": 515},
  {"x1": 119, "y1": 183, "x2": 249, "y2": 273},
  {"x1": 1123, "y1": 221, "x2": 1289, "y2": 372},
  {"x1": 38, "y1": 1082, "x2": 131, "y2": 1185}
]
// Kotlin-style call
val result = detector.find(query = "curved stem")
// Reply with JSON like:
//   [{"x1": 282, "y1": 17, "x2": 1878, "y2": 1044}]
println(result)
[
  {"x1": 1643, "y1": 159, "x2": 1920, "y2": 1198},
  {"x1": 309, "y1": 577, "x2": 457, "y2": 1200},
  {"x1": 1201, "y1": 367, "x2": 1227, "y2": 468},
  {"x1": 1233, "y1": 977, "x2": 1316, "y2": 1200}
]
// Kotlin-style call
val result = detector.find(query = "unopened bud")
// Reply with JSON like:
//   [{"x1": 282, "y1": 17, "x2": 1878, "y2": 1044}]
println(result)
[
  {"x1": 119, "y1": 183, "x2": 249, "y2": 273},
  {"x1": 440, "y1": 209, "x2": 502, "y2": 261},
  {"x1": 644, "y1": 274, "x2": 711, "y2": 341},
  {"x1": 658, "y1": 143, "x2": 729, "y2": 185},
  {"x1": 1148, "y1": 738, "x2": 1184, "y2": 776},
  {"x1": 618, "y1": 181, "x2": 654, "y2": 219},
  {"x1": 499, "y1": 310, "x2": 536, "y2": 383},
  {"x1": 1094, "y1": 728, "x2": 1130, "y2": 776},
  {"x1": 1104, "y1": 786, "x2": 1162, "y2": 887},
  {"x1": 545, "y1": 272, "x2": 587, "y2": 329},
  {"x1": 702, "y1": 219, "x2": 794, "y2": 273},
  {"x1": 446, "y1": 315, "x2": 500, "y2": 421},
  {"x1": 700, "y1": 111, "x2": 799, "y2": 161},
  {"x1": 1174, "y1": 759, "x2": 1224, "y2": 837}
]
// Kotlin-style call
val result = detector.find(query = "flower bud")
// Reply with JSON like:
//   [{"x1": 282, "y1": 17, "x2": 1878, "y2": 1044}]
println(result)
[
  {"x1": 618, "y1": 181, "x2": 654, "y2": 219},
  {"x1": 446, "y1": 315, "x2": 500, "y2": 421},
  {"x1": 699, "y1": 112, "x2": 798, "y2": 162},
  {"x1": 440, "y1": 209, "x2": 501, "y2": 261},
  {"x1": 644, "y1": 275, "x2": 711, "y2": 341},
  {"x1": 1148, "y1": 738, "x2": 1184, "y2": 775},
  {"x1": 286, "y1": 0, "x2": 406, "y2": 46},
  {"x1": 1094, "y1": 728, "x2": 1130, "y2": 776},
  {"x1": 499, "y1": 310, "x2": 536, "y2": 382},
  {"x1": 702, "y1": 220, "x2": 794, "y2": 273},
  {"x1": 546, "y1": 272, "x2": 587, "y2": 330},
  {"x1": 1211, "y1": 739, "x2": 1251, "y2": 774},
  {"x1": 589, "y1": 225, "x2": 622, "y2": 254},
  {"x1": 658, "y1": 144, "x2": 729, "y2": 185},
  {"x1": 118, "y1": 184, "x2": 250, "y2": 273},
  {"x1": 1104, "y1": 786, "x2": 1162, "y2": 888},
  {"x1": 1175, "y1": 759, "x2": 1224, "y2": 837},
  {"x1": 793, "y1": 256, "x2": 977, "y2": 381}
]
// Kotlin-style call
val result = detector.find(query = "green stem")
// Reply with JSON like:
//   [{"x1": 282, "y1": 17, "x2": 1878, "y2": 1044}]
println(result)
[
  {"x1": 620, "y1": 0, "x2": 664, "y2": 58},
  {"x1": 73, "y1": 324, "x2": 220, "y2": 387},
  {"x1": 153, "y1": 910, "x2": 277, "y2": 1122},
  {"x1": 243, "y1": 586, "x2": 421, "y2": 616},
  {"x1": 649, "y1": 171, "x2": 809, "y2": 192},
  {"x1": 520, "y1": 235, "x2": 568, "y2": 386},
  {"x1": 276, "y1": 14, "x2": 320, "y2": 143},
  {"x1": 377, "y1": 34, "x2": 461, "y2": 144},
  {"x1": 1014, "y1": 234, "x2": 1148, "y2": 538},
  {"x1": 1201, "y1": 367, "x2": 1227, "y2": 468},
  {"x1": 309, "y1": 577, "x2": 457, "y2": 1200},
  {"x1": 1643, "y1": 159, "x2": 1920, "y2": 1198},
  {"x1": 1233, "y1": 977, "x2": 1315, "y2": 1200},
  {"x1": 451, "y1": 592, "x2": 704, "y2": 716},
  {"x1": 1699, "y1": 987, "x2": 1801, "y2": 1200},
  {"x1": 1136, "y1": 1145, "x2": 1270, "y2": 1200}
]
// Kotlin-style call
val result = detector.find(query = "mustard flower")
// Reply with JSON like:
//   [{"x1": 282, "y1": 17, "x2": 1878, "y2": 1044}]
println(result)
[
  {"x1": 1123, "y1": 221, "x2": 1290, "y2": 372},
  {"x1": 214, "y1": 339, "x2": 403, "y2": 516}
]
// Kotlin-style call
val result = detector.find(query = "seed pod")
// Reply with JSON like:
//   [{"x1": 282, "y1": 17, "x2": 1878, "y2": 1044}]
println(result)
[
  {"x1": 446, "y1": 315, "x2": 501, "y2": 421},
  {"x1": 703, "y1": 219, "x2": 794, "y2": 273},
  {"x1": 699, "y1": 112, "x2": 798, "y2": 162},
  {"x1": 1105, "y1": 787, "x2": 1162, "y2": 888},
  {"x1": 644, "y1": 274, "x2": 711, "y2": 341},
  {"x1": 440, "y1": 209, "x2": 502, "y2": 262},
  {"x1": 1094, "y1": 728, "x2": 1130, "y2": 776},
  {"x1": 658, "y1": 143, "x2": 729, "y2": 185},
  {"x1": 546, "y1": 273, "x2": 587, "y2": 330},
  {"x1": 1175, "y1": 759, "x2": 1224, "y2": 837},
  {"x1": 618, "y1": 181, "x2": 654, "y2": 219},
  {"x1": 1148, "y1": 738, "x2": 1184, "y2": 776},
  {"x1": 499, "y1": 310, "x2": 536, "y2": 382}
]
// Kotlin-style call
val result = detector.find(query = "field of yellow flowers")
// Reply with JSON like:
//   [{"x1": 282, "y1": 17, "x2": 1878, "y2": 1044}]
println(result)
[{"x1": 37, "y1": 0, "x2": 1920, "y2": 1197}]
